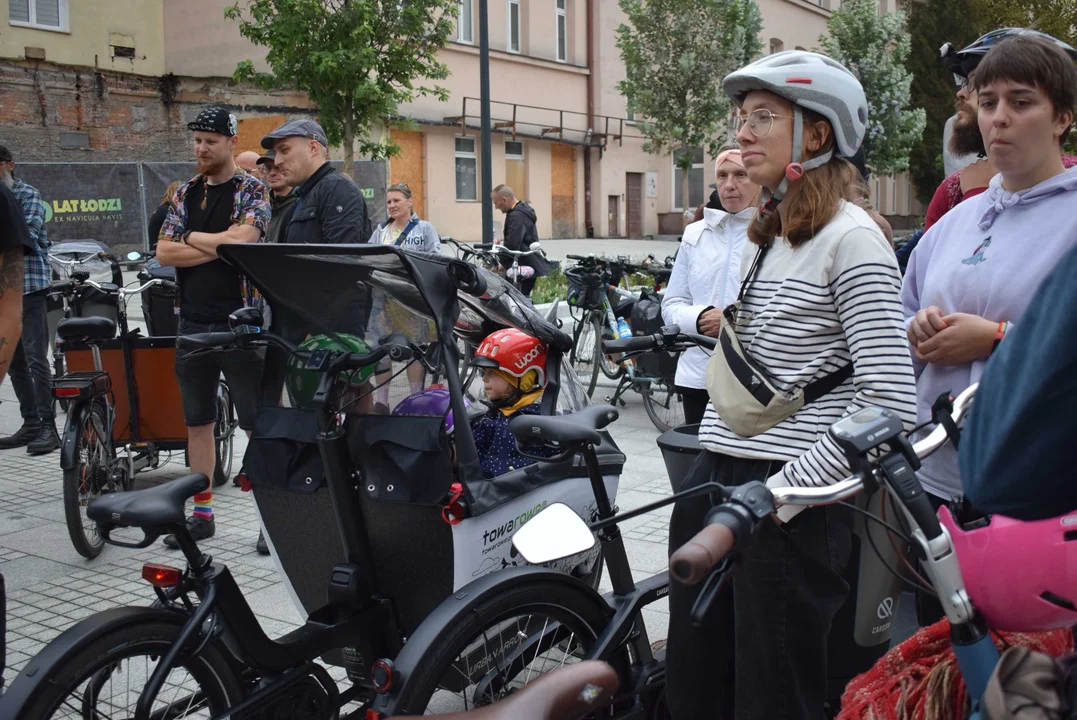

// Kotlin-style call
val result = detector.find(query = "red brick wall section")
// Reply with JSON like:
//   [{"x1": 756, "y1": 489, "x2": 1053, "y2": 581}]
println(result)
[{"x1": 0, "y1": 59, "x2": 316, "y2": 162}]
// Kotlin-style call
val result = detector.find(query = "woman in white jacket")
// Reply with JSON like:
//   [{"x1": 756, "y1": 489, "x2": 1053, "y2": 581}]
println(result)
[{"x1": 661, "y1": 148, "x2": 759, "y2": 425}]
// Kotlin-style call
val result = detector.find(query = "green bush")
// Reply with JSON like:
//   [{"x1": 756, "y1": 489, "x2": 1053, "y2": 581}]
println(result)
[{"x1": 531, "y1": 267, "x2": 568, "y2": 305}]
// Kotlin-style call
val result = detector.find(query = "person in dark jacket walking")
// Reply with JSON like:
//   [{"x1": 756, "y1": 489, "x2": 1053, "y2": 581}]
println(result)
[
  {"x1": 469, "y1": 328, "x2": 558, "y2": 477},
  {"x1": 491, "y1": 184, "x2": 549, "y2": 296},
  {"x1": 260, "y1": 119, "x2": 371, "y2": 244}
]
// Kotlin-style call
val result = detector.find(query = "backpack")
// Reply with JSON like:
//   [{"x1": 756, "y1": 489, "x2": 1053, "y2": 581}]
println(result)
[{"x1": 630, "y1": 289, "x2": 679, "y2": 379}]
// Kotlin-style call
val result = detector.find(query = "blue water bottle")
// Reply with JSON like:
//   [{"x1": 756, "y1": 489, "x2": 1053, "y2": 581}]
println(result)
[{"x1": 616, "y1": 317, "x2": 634, "y2": 368}]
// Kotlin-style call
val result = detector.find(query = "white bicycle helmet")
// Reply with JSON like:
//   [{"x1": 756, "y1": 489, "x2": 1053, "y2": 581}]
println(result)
[{"x1": 723, "y1": 51, "x2": 869, "y2": 214}]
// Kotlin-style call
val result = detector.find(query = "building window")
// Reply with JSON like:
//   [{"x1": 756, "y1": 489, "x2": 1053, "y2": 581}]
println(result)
[
  {"x1": 455, "y1": 137, "x2": 478, "y2": 201},
  {"x1": 505, "y1": 139, "x2": 524, "y2": 159},
  {"x1": 8, "y1": 0, "x2": 68, "y2": 32},
  {"x1": 673, "y1": 147, "x2": 705, "y2": 211},
  {"x1": 457, "y1": 0, "x2": 473, "y2": 44},
  {"x1": 626, "y1": 97, "x2": 636, "y2": 124},
  {"x1": 769, "y1": 38, "x2": 784, "y2": 55},
  {"x1": 555, "y1": 0, "x2": 568, "y2": 63},
  {"x1": 507, "y1": 0, "x2": 521, "y2": 54}
]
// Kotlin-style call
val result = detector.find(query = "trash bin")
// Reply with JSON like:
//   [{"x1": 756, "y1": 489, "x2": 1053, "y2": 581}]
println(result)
[{"x1": 657, "y1": 423, "x2": 701, "y2": 493}]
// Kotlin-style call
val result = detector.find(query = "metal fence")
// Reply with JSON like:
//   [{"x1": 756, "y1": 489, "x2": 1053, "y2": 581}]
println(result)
[{"x1": 19, "y1": 160, "x2": 387, "y2": 254}]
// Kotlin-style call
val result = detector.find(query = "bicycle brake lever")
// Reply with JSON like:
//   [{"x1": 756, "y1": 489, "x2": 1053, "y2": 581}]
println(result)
[{"x1": 689, "y1": 556, "x2": 736, "y2": 627}]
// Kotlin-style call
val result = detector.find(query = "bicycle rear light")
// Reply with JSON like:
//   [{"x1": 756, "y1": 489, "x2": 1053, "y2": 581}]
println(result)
[{"x1": 142, "y1": 564, "x2": 183, "y2": 588}]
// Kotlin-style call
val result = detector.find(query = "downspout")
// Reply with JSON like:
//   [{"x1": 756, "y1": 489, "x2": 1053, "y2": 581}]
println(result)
[{"x1": 584, "y1": 0, "x2": 595, "y2": 238}]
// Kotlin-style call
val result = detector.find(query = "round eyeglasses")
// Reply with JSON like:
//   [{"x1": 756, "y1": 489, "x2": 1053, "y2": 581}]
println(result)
[{"x1": 733, "y1": 108, "x2": 796, "y2": 138}]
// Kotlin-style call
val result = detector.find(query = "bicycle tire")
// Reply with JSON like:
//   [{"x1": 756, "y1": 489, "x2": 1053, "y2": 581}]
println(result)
[
  {"x1": 598, "y1": 325, "x2": 626, "y2": 382},
  {"x1": 11, "y1": 617, "x2": 241, "y2": 719},
  {"x1": 641, "y1": 381, "x2": 685, "y2": 432},
  {"x1": 63, "y1": 400, "x2": 114, "y2": 560},
  {"x1": 212, "y1": 382, "x2": 235, "y2": 487},
  {"x1": 392, "y1": 579, "x2": 617, "y2": 715},
  {"x1": 571, "y1": 315, "x2": 601, "y2": 398}
]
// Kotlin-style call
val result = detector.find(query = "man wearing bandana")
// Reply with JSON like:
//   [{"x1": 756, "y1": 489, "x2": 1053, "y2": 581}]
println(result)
[{"x1": 157, "y1": 106, "x2": 271, "y2": 550}]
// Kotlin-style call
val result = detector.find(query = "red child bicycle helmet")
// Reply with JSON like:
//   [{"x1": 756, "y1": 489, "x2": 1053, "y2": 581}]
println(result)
[
  {"x1": 472, "y1": 328, "x2": 548, "y2": 389},
  {"x1": 939, "y1": 506, "x2": 1077, "y2": 632}
]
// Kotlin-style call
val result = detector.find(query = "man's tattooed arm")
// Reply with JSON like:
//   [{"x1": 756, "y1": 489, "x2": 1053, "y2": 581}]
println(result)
[{"x1": 0, "y1": 245, "x2": 25, "y2": 384}]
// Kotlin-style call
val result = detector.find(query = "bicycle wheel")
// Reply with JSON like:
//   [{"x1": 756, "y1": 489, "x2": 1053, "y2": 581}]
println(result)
[
  {"x1": 570, "y1": 315, "x2": 601, "y2": 398},
  {"x1": 63, "y1": 400, "x2": 116, "y2": 559},
  {"x1": 598, "y1": 325, "x2": 625, "y2": 382},
  {"x1": 392, "y1": 580, "x2": 617, "y2": 715},
  {"x1": 12, "y1": 618, "x2": 241, "y2": 719},
  {"x1": 458, "y1": 338, "x2": 480, "y2": 401},
  {"x1": 641, "y1": 380, "x2": 685, "y2": 432},
  {"x1": 212, "y1": 382, "x2": 235, "y2": 487}
]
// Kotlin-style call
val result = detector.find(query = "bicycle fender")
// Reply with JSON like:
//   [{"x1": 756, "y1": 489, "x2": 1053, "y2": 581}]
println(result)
[
  {"x1": 0, "y1": 606, "x2": 194, "y2": 719},
  {"x1": 371, "y1": 567, "x2": 612, "y2": 715},
  {"x1": 59, "y1": 400, "x2": 91, "y2": 471}
]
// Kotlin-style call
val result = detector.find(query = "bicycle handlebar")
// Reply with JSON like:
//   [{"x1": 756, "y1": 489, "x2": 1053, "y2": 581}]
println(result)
[
  {"x1": 176, "y1": 329, "x2": 401, "y2": 372},
  {"x1": 602, "y1": 328, "x2": 717, "y2": 353},
  {"x1": 668, "y1": 383, "x2": 978, "y2": 584}
]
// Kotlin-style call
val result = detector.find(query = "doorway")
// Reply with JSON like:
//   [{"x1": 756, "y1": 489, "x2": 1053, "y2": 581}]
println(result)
[
  {"x1": 626, "y1": 173, "x2": 643, "y2": 239},
  {"x1": 551, "y1": 143, "x2": 577, "y2": 238},
  {"x1": 608, "y1": 195, "x2": 620, "y2": 237}
]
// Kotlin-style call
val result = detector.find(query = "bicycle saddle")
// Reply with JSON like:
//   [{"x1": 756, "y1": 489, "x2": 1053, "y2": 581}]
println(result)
[
  {"x1": 508, "y1": 404, "x2": 619, "y2": 446},
  {"x1": 87, "y1": 474, "x2": 209, "y2": 533},
  {"x1": 57, "y1": 316, "x2": 117, "y2": 342},
  {"x1": 415, "y1": 660, "x2": 619, "y2": 720}
]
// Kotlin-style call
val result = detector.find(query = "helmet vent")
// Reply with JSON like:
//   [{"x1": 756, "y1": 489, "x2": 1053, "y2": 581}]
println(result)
[{"x1": 1040, "y1": 591, "x2": 1077, "y2": 612}]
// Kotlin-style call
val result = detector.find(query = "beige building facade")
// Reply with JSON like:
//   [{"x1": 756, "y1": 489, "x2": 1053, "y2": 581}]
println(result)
[{"x1": 3, "y1": 0, "x2": 922, "y2": 239}]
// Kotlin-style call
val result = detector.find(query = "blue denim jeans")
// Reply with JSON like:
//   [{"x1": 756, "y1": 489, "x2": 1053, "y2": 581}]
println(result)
[{"x1": 665, "y1": 450, "x2": 853, "y2": 720}]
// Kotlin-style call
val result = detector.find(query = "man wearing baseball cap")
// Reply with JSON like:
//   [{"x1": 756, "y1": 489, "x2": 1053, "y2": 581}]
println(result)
[
  {"x1": 260, "y1": 118, "x2": 370, "y2": 244},
  {"x1": 255, "y1": 150, "x2": 297, "y2": 245},
  {"x1": 156, "y1": 106, "x2": 271, "y2": 550}
]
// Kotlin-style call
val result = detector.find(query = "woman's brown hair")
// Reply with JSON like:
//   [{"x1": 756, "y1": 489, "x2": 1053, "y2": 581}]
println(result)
[
  {"x1": 747, "y1": 107, "x2": 847, "y2": 248},
  {"x1": 161, "y1": 180, "x2": 184, "y2": 205}
]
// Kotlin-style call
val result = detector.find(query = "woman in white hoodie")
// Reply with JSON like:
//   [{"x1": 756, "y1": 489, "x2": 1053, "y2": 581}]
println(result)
[{"x1": 662, "y1": 148, "x2": 759, "y2": 425}]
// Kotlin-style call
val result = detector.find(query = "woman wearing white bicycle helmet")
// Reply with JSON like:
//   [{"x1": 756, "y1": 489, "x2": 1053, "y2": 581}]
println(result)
[{"x1": 665, "y1": 51, "x2": 917, "y2": 720}]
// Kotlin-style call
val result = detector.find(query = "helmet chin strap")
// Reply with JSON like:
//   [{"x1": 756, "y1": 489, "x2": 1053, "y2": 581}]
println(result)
[{"x1": 758, "y1": 105, "x2": 834, "y2": 219}]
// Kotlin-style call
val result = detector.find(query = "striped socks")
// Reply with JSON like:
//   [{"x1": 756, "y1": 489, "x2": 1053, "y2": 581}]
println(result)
[{"x1": 193, "y1": 490, "x2": 213, "y2": 520}]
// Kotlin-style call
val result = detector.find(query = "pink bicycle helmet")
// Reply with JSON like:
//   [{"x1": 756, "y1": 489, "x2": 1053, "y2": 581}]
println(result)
[{"x1": 939, "y1": 506, "x2": 1077, "y2": 632}]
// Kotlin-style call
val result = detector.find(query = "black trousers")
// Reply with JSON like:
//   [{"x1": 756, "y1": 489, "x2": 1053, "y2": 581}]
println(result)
[
  {"x1": 675, "y1": 385, "x2": 710, "y2": 427},
  {"x1": 8, "y1": 290, "x2": 53, "y2": 423},
  {"x1": 666, "y1": 450, "x2": 854, "y2": 720}
]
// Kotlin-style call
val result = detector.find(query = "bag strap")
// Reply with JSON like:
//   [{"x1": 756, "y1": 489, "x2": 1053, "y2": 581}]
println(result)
[
  {"x1": 737, "y1": 242, "x2": 770, "y2": 303},
  {"x1": 393, "y1": 218, "x2": 420, "y2": 246},
  {"x1": 803, "y1": 363, "x2": 854, "y2": 403}
]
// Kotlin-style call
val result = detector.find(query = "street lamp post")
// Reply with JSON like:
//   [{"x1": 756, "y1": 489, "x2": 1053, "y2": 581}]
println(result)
[{"x1": 479, "y1": 0, "x2": 494, "y2": 245}]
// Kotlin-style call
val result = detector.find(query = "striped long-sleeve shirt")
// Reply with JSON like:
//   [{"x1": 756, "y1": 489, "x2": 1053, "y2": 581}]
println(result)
[{"x1": 699, "y1": 201, "x2": 917, "y2": 522}]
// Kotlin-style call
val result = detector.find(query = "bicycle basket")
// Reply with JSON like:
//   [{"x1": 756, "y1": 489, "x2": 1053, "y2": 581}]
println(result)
[{"x1": 565, "y1": 268, "x2": 605, "y2": 309}]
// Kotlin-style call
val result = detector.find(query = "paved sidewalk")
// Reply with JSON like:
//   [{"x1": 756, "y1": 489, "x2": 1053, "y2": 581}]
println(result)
[{"x1": 0, "y1": 338, "x2": 676, "y2": 691}]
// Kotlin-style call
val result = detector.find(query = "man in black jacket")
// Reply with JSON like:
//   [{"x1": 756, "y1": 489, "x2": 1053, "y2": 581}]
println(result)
[
  {"x1": 261, "y1": 119, "x2": 371, "y2": 244},
  {"x1": 491, "y1": 184, "x2": 549, "y2": 296}
]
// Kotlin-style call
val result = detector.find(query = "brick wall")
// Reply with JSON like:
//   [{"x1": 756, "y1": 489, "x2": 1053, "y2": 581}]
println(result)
[{"x1": 0, "y1": 59, "x2": 316, "y2": 163}]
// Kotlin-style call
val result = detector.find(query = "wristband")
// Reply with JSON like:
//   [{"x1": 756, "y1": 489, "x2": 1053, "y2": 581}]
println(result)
[{"x1": 991, "y1": 321, "x2": 1007, "y2": 354}]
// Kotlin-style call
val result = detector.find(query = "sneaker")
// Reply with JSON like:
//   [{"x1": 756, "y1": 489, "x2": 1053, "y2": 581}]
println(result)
[
  {"x1": 373, "y1": 402, "x2": 390, "y2": 415},
  {"x1": 163, "y1": 515, "x2": 216, "y2": 549},
  {"x1": 0, "y1": 422, "x2": 41, "y2": 450},
  {"x1": 256, "y1": 530, "x2": 269, "y2": 555},
  {"x1": 26, "y1": 422, "x2": 60, "y2": 456}
]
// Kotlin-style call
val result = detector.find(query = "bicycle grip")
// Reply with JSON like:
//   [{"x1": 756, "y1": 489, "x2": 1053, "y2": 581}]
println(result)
[
  {"x1": 176, "y1": 332, "x2": 236, "y2": 349},
  {"x1": 670, "y1": 523, "x2": 736, "y2": 585},
  {"x1": 602, "y1": 335, "x2": 657, "y2": 352}
]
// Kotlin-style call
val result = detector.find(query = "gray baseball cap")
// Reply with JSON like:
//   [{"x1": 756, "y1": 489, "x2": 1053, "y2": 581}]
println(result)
[
  {"x1": 256, "y1": 150, "x2": 275, "y2": 165},
  {"x1": 261, "y1": 119, "x2": 328, "y2": 150}
]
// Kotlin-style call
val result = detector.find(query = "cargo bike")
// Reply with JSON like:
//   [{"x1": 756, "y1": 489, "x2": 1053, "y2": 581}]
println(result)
[
  {"x1": 1, "y1": 242, "x2": 624, "y2": 719},
  {"x1": 49, "y1": 253, "x2": 237, "y2": 559}
]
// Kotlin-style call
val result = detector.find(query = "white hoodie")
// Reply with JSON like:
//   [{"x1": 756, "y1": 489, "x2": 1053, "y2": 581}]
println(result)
[{"x1": 661, "y1": 206, "x2": 753, "y2": 389}]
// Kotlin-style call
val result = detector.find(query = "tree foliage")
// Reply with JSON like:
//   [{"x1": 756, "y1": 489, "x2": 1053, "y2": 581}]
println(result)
[
  {"x1": 226, "y1": 0, "x2": 456, "y2": 172},
  {"x1": 819, "y1": 0, "x2": 926, "y2": 177},
  {"x1": 616, "y1": 0, "x2": 763, "y2": 213}
]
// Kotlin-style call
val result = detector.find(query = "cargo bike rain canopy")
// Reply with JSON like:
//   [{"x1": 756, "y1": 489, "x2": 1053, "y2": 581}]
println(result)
[{"x1": 216, "y1": 242, "x2": 589, "y2": 516}]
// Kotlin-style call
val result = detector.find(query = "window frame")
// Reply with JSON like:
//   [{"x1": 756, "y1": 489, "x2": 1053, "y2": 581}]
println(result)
[
  {"x1": 506, "y1": 0, "x2": 521, "y2": 54},
  {"x1": 8, "y1": 0, "x2": 70, "y2": 33},
  {"x1": 671, "y1": 147, "x2": 706, "y2": 212},
  {"x1": 505, "y1": 138, "x2": 525, "y2": 160},
  {"x1": 555, "y1": 0, "x2": 568, "y2": 63},
  {"x1": 455, "y1": 136, "x2": 479, "y2": 202},
  {"x1": 456, "y1": 0, "x2": 473, "y2": 44}
]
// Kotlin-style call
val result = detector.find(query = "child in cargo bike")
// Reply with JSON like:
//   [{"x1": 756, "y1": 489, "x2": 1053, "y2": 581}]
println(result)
[{"x1": 468, "y1": 328, "x2": 559, "y2": 477}]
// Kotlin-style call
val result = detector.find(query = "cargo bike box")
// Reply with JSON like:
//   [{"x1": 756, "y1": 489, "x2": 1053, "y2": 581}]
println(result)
[{"x1": 220, "y1": 244, "x2": 624, "y2": 674}]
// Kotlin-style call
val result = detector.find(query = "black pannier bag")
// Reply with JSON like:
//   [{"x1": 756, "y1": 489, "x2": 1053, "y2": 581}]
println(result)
[
  {"x1": 137, "y1": 258, "x2": 178, "y2": 337},
  {"x1": 630, "y1": 289, "x2": 679, "y2": 379}
]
